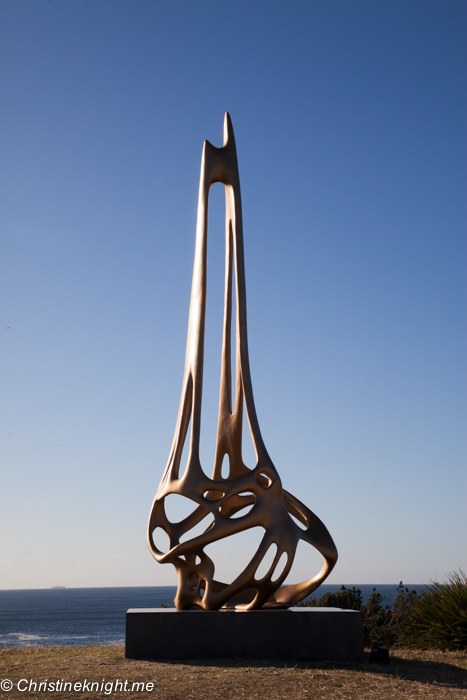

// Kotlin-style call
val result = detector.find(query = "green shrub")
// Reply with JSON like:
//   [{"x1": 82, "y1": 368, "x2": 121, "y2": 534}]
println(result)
[
  {"x1": 401, "y1": 570, "x2": 467, "y2": 650},
  {"x1": 297, "y1": 585, "x2": 362, "y2": 610},
  {"x1": 362, "y1": 588, "x2": 394, "y2": 647},
  {"x1": 390, "y1": 582, "x2": 420, "y2": 643},
  {"x1": 362, "y1": 583, "x2": 419, "y2": 647}
]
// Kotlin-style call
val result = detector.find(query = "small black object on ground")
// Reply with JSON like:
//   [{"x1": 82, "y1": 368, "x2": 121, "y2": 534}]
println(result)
[{"x1": 370, "y1": 647, "x2": 390, "y2": 665}]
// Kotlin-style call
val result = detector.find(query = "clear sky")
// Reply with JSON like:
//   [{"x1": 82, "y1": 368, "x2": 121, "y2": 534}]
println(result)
[{"x1": 1, "y1": 0, "x2": 465, "y2": 591}]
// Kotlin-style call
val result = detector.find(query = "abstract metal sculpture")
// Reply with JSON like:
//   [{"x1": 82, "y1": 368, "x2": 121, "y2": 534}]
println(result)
[{"x1": 148, "y1": 114, "x2": 337, "y2": 610}]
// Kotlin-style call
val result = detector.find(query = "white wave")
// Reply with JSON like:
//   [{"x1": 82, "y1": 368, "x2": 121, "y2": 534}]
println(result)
[{"x1": 1, "y1": 632, "x2": 125, "y2": 647}]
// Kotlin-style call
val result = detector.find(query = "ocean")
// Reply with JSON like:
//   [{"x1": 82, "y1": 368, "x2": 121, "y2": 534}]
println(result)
[{"x1": 0, "y1": 585, "x2": 421, "y2": 648}]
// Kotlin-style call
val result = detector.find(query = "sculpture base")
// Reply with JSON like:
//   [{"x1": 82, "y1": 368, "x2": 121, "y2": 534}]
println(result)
[{"x1": 125, "y1": 607, "x2": 363, "y2": 662}]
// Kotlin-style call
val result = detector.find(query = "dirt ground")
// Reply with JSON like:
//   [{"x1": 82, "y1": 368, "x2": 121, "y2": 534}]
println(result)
[{"x1": 1, "y1": 646, "x2": 466, "y2": 700}]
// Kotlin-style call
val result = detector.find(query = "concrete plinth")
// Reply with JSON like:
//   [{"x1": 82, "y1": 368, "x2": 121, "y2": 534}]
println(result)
[{"x1": 125, "y1": 607, "x2": 363, "y2": 661}]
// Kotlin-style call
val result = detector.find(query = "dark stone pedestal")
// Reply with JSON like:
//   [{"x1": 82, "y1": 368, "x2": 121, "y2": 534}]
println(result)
[{"x1": 125, "y1": 607, "x2": 363, "y2": 661}]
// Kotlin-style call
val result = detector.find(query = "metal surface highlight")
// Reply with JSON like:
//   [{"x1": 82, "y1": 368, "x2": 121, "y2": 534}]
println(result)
[{"x1": 148, "y1": 114, "x2": 337, "y2": 610}]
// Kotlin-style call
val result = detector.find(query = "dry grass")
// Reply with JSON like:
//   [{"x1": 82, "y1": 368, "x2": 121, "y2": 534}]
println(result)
[{"x1": 1, "y1": 645, "x2": 466, "y2": 699}]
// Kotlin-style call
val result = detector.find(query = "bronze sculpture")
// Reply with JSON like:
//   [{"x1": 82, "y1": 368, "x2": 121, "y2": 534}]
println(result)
[{"x1": 148, "y1": 114, "x2": 337, "y2": 610}]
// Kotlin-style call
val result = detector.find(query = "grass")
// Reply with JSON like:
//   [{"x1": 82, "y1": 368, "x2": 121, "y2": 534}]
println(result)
[{"x1": 1, "y1": 646, "x2": 466, "y2": 699}]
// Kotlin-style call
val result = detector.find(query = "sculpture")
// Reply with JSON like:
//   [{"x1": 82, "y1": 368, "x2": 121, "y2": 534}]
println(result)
[{"x1": 148, "y1": 114, "x2": 337, "y2": 610}]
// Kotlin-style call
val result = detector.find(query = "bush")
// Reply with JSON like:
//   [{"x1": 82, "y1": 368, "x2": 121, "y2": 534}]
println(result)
[
  {"x1": 362, "y1": 588, "x2": 394, "y2": 647},
  {"x1": 297, "y1": 585, "x2": 363, "y2": 610},
  {"x1": 401, "y1": 570, "x2": 467, "y2": 650},
  {"x1": 390, "y1": 582, "x2": 420, "y2": 642}
]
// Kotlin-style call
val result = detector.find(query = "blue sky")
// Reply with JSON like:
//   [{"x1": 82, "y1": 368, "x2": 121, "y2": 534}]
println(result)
[{"x1": 1, "y1": 0, "x2": 465, "y2": 590}]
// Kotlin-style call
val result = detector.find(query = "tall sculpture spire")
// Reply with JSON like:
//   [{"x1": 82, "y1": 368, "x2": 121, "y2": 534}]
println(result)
[{"x1": 148, "y1": 114, "x2": 337, "y2": 610}]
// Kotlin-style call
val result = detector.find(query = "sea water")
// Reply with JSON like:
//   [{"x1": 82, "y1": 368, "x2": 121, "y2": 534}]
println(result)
[{"x1": 0, "y1": 585, "x2": 421, "y2": 647}]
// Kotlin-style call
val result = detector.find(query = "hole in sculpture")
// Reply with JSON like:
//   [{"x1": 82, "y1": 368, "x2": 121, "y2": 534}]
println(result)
[
  {"x1": 255, "y1": 471, "x2": 272, "y2": 488},
  {"x1": 152, "y1": 527, "x2": 170, "y2": 555},
  {"x1": 179, "y1": 513, "x2": 215, "y2": 544},
  {"x1": 195, "y1": 555, "x2": 201, "y2": 565},
  {"x1": 271, "y1": 551, "x2": 288, "y2": 582},
  {"x1": 204, "y1": 526, "x2": 265, "y2": 584},
  {"x1": 285, "y1": 538, "x2": 324, "y2": 585},
  {"x1": 255, "y1": 543, "x2": 278, "y2": 581},
  {"x1": 229, "y1": 229, "x2": 238, "y2": 415},
  {"x1": 199, "y1": 182, "x2": 225, "y2": 472},
  {"x1": 220, "y1": 491, "x2": 255, "y2": 518},
  {"x1": 241, "y1": 398, "x2": 257, "y2": 468},
  {"x1": 203, "y1": 489, "x2": 225, "y2": 501},
  {"x1": 229, "y1": 503, "x2": 255, "y2": 519},
  {"x1": 221, "y1": 453, "x2": 230, "y2": 479},
  {"x1": 224, "y1": 588, "x2": 258, "y2": 608},
  {"x1": 177, "y1": 408, "x2": 192, "y2": 481},
  {"x1": 289, "y1": 511, "x2": 308, "y2": 531},
  {"x1": 164, "y1": 494, "x2": 199, "y2": 524}
]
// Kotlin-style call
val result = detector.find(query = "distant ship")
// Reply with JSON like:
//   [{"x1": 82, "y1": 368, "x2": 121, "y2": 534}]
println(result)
[{"x1": 51, "y1": 586, "x2": 66, "y2": 589}]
